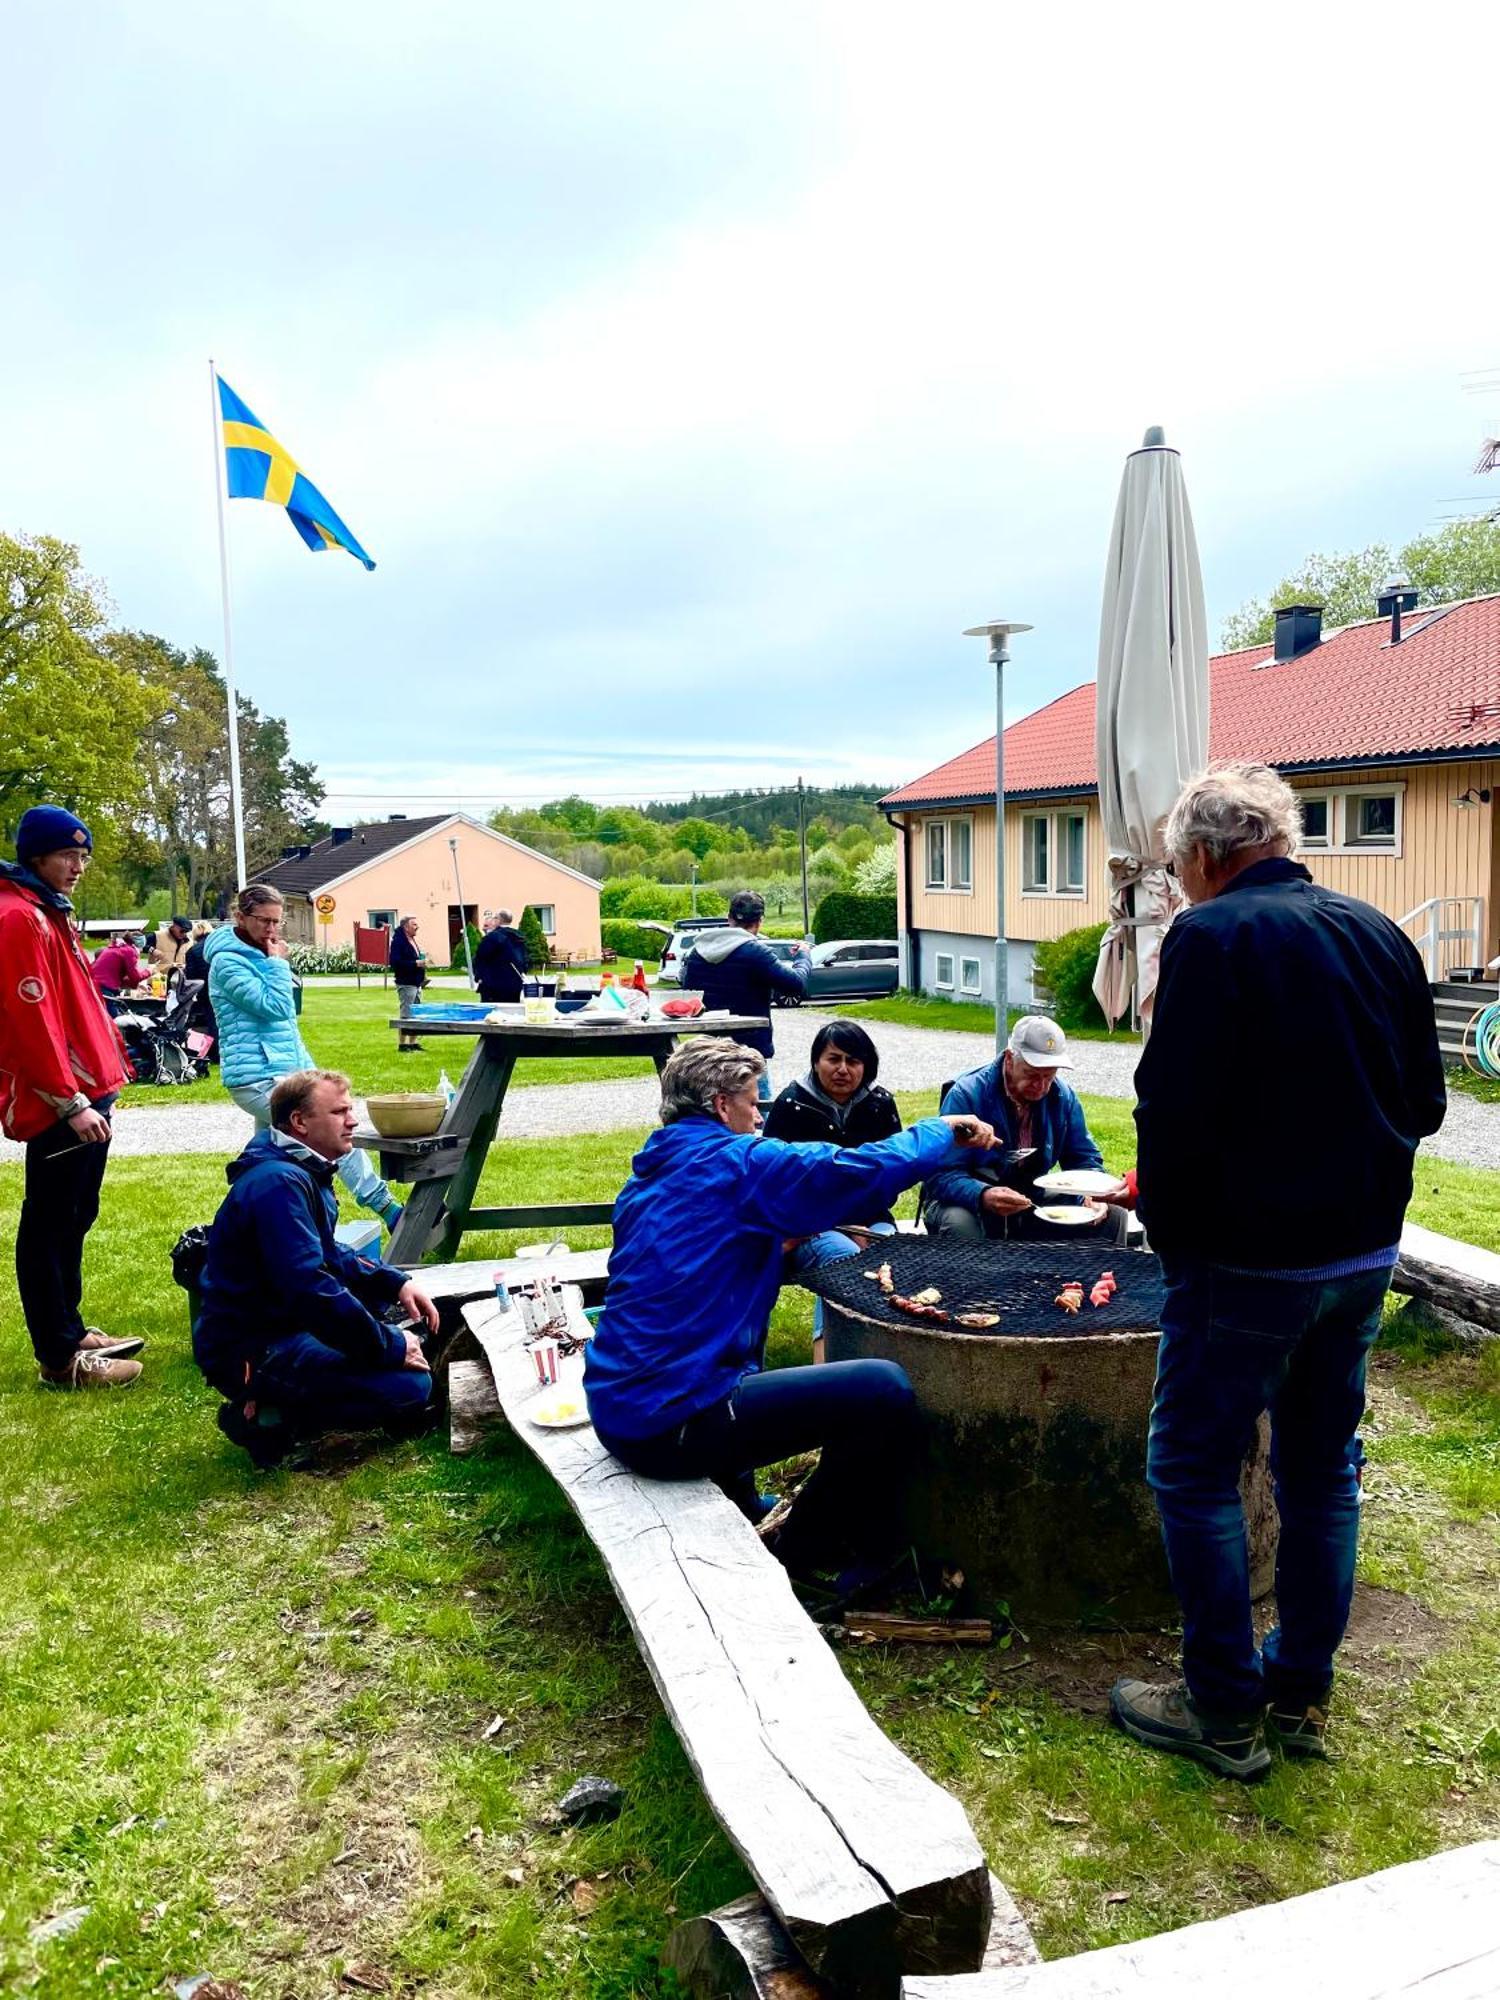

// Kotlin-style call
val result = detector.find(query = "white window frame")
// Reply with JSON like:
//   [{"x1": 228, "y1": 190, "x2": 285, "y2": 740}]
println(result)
[
  {"x1": 1296, "y1": 794, "x2": 1332, "y2": 850},
  {"x1": 367, "y1": 908, "x2": 396, "y2": 930},
  {"x1": 530, "y1": 903, "x2": 557, "y2": 934},
  {"x1": 1342, "y1": 789, "x2": 1401, "y2": 852},
  {"x1": 923, "y1": 817, "x2": 973, "y2": 893},
  {"x1": 1295, "y1": 782, "x2": 1404, "y2": 857},
  {"x1": 1021, "y1": 808, "x2": 1087, "y2": 897},
  {"x1": 959, "y1": 955, "x2": 983, "y2": 995},
  {"x1": 934, "y1": 952, "x2": 956, "y2": 990}
]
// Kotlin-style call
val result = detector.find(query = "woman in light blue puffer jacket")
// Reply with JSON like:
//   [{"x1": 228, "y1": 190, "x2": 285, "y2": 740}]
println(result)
[{"x1": 206, "y1": 885, "x2": 401, "y2": 1231}]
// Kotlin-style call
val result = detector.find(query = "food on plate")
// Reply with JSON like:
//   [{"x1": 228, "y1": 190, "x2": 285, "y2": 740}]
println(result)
[
  {"x1": 955, "y1": 1311, "x2": 1000, "y2": 1327},
  {"x1": 1054, "y1": 1282, "x2": 1084, "y2": 1315}
]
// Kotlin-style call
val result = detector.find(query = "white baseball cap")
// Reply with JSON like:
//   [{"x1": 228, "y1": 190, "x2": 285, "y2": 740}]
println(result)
[{"x1": 1006, "y1": 1015, "x2": 1073, "y2": 1069}]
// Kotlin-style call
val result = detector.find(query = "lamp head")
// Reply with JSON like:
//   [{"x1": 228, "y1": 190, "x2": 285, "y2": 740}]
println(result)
[{"x1": 963, "y1": 619, "x2": 1033, "y2": 664}]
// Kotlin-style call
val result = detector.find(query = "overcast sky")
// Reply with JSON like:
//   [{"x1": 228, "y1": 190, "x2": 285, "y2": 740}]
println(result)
[{"x1": 7, "y1": 1, "x2": 1499, "y2": 815}]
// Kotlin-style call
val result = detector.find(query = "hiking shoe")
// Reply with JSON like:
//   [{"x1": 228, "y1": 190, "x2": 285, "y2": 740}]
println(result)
[
  {"x1": 80, "y1": 1328, "x2": 147, "y2": 1359},
  {"x1": 216, "y1": 1400, "x2": 292, "y2": 1469},
  {"x1": 39, "y1": 1351, "x2": 143, "y2": 1390},
  {"x1": 1110, "y1": 1677, "x2": 1271, "y2": 1781},
  {"x1": 1267, "y1": 1700, "x2": 1329, "y2": 1760}
]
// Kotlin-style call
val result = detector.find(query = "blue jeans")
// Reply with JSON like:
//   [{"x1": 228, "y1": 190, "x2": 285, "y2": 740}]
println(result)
[
  {"x1": 596, "y1": 1359, "x2": 918, "y2": 1568},
  {"x1": 793, "y1": 1221, "x2": 897, "y2": 1340},
  {"x1": 1147, "y1": 1260, "x2": 1391, "y2": 1714},
  {"x1": 254, "y1": 1330, "x2": 431, "y2": 1436},
  {"x1": 756, "y1": 1066, "x2": 774, "y2": 1104},
  {"x1": 228, "y1": 1078, "x2": 398, "y2": 1222}
]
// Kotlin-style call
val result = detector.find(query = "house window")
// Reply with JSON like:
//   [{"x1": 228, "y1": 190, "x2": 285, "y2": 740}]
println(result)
[
  {"x1": 959, "y1": 956, "x2": 983, "y2": 995},
  {"x1": 529, "y1": 903, "x2": 557, "y2": 933},
  {"x1": 1346, "y1": 791, "x2": 1398, "y2": 849},
  {"x1": 923, "y1": 818, "x2": 973, "y2": 892},
  {"x1": 934, "y1": 953, "x2": 955, "y2": 990},
  {"x1": 368, "y1": 909, "x2": 396, "y2": 930},
  {"x1": 1298, "y1": 797, "x2": 1330, "y2": 849},
  {"x1": 1023, "y1": 809, "x2": 1089, "y2": 895}
]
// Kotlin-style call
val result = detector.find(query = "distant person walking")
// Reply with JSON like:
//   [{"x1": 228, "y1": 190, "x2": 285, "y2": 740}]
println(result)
[
  {"x1": 472, "y1": 906, "x2": 528, "y2": 1004},
  {"x1": 1, "y1": 806, "x2": 144, "y2": 1389},
  {"x1": 206, "y1": 884, "x2": 403, "y2": 1235},
  {"x1": 389, "y1": 915, "x2": 427, "y2": 1052},
  {"x1": 681, "y1": 891, "x2": 809, "y2": 1099}
]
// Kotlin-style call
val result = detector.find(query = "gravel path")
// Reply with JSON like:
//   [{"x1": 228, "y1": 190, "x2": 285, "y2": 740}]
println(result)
[{"x1": 4, "y1": 1012, "x2": 1496, "y2": 1171}]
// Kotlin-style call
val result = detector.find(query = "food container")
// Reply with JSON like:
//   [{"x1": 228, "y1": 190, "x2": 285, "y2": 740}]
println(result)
[{"x1": 365, "y1": 1092, "x2": 446, "y2": 1138}]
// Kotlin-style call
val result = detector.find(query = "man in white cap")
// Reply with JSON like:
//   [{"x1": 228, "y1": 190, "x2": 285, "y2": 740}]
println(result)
[{"x1": 922, "y1": 1015, "x2": 1129, "y2": 1243}]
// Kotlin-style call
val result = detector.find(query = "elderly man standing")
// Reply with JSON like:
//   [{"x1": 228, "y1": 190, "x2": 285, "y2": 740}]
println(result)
[
  {"x1": 195, "y1": 1069, "x2": 439, "y2": 1466},
  {"x1": 1111, "y1": 763, "x2": 1445, "y2": 1779},
  {"x1": 388, "y1": 914, "x2": 427, "y2": 1052},
  {"x1": 922, "y1": 1015, "x2": 1129, "y2": 1243},
  {"x1": 472, "y1": 906, "x2": 528, "y2": 1004}
]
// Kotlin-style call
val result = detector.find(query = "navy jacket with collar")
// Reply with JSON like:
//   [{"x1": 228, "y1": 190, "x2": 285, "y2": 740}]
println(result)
[{"x1": 1134, "y1": 857, "x2": 1445, "y2": 1270}]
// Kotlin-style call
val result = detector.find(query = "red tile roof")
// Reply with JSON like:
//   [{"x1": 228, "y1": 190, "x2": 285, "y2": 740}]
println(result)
[{"x1": 882, "y1": 594, "x2": 1500, "y2": 807}]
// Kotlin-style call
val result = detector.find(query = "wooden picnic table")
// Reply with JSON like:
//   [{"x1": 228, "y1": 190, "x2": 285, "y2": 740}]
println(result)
[{"x1": 359, "y1": 1010, "x2": 767, "y2": 1265}]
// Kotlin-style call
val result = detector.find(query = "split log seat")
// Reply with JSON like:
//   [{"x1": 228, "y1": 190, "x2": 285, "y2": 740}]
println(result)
[{"x1": 1392, "y1": 1222, "x2": 1500, "y2": 1334}]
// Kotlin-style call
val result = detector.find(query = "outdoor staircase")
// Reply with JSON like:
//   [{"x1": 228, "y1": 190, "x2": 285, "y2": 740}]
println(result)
[{"x1": 1431, "y1": 978, "x2": 1499, "y2": 1062}]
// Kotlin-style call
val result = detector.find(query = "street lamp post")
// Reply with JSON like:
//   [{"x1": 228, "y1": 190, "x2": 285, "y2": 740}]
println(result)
[
  {"x1": 963, "y1": 620, "x2": 1033, "y2": 1054},
  {"x1": 448, "y1": 836, "x2": 477, "y2": 986}
]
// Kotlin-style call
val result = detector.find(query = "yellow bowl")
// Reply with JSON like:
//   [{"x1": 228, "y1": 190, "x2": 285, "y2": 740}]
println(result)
[{"x1": 365, "y1": 1092, "x2": 445, "y2": 1137}]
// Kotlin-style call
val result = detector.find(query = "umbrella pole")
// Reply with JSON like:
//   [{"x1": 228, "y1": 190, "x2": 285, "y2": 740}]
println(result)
[{"x1": 994, "y1": 637, "x2": 1009, "y2": 1053}]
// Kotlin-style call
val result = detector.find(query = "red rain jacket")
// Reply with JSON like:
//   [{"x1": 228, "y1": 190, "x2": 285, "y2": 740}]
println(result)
[{"x1": 0, "y1": 864, "x2": 131, "y2": 1141}]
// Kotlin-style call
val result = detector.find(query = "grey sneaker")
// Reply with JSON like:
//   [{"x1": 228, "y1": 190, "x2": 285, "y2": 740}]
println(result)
[
  {"x1": 39, "y1": 1350, "x2": 143, "y2": 1390},
  {"x1": 1110, "y1": 1677, "x2": 1271, "y2": 1781},
  {"x1": 79, "y1": 1328, "x2": 147, "y2": 1359},
  {"x1": 1267, "y1": 1701, "x2": 1329, "y2": 1759}
]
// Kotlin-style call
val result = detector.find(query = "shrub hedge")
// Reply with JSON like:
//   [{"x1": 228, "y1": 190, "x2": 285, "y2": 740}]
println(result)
[
  {"x1": 1032, "y1": 921, "x2": 1109, "y2": 1030},
  {"x1": 811, "y1": 890, "x2": 897, "y2": 945},
  {"x1": 601, "y1": 919, "x2": 673, "y2": 963}
]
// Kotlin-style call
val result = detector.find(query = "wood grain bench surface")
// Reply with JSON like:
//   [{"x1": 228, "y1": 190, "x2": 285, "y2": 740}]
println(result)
[
  {"x1": 461, "y1": 1296, "x2": 993, "y2": 1996},
  {"x1": 902, "y1": 1839, "x2": 1500, "y2": 1998}
]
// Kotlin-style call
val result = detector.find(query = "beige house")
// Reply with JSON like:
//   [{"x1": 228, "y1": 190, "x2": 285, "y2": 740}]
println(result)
[
  {"x1": 883, "y1": 595, "x2": 1500, "y2": 1002},
  {"x1": 258, "y1": 812, "x2": 601, "y2": 961}
]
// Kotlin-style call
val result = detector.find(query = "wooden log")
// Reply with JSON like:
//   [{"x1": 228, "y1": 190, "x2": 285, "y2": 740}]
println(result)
[
  {"x1": 901, "y1": 1840, "x2": 1500, "y2": 1998},
  {"x1": 448, "y1": 1358, "x2": 502, "y2": 1454},
  {"x1": 464, "y1": 1299, "x2": 993, "y2": 1996},
  {"x1": 842, "y1": 1616, "x2": 993, "y2": 1648},
  {"x1": 1392, "y1": 1223, "x2": 1500, "y2": 1335}
]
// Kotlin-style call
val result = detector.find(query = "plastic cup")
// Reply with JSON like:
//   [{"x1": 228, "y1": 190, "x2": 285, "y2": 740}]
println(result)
[{"x1": 527, "y1": 1337, "x2": 560, "y2": 1386}]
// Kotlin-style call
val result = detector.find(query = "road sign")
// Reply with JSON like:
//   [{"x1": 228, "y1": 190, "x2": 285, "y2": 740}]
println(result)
[{"x1": 315, "y1": 894, "x2": 337, "y2": 918}]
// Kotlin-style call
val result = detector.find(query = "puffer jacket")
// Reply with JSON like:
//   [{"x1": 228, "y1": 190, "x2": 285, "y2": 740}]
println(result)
[
  {"x1": 205, "y1": 924, "x2": 311, "y2": 1086},
  {"x1": 0, "y1": 860, "x2": 131, "y2": 1139}
]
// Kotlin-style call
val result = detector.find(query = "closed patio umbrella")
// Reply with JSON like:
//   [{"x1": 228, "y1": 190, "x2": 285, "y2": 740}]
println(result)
[{"x1": 1091, "y1": 427, "x2": 1209, "y2": 1032}]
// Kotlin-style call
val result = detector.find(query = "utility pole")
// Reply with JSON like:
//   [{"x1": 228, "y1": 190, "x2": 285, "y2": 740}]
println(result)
[
  {"x1": 690, "y1": 861, "x2": 699, "y2": 916},
  {"x1": 796, "y1": 775, "x2": 810, "y2": 933}
]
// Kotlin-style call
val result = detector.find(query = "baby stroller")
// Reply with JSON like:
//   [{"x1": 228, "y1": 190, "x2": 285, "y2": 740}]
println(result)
[{"x1": 114, "y1": 979, "x2": 213, "y2": 1086}]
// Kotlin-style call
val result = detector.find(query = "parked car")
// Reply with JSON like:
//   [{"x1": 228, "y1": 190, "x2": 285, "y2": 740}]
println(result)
[
  {"x1": 762, "y1": 937, "x2": 900, "y2": 1005},
  {"x1": 655, "y1": 916, "x2": 731, "y2": 986}
]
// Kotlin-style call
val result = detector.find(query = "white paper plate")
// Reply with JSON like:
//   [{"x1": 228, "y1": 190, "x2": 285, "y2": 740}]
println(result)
[
  {"x1": 1033, "y1": 1204, "x2": 1102, "y2": 1227},
  {"x1": 526, "y1": 1394, "x2": 592, "y2": 1430},
  {"x1": 1033, "y1": 1170, "x2": 1122, "y2": 1197}
]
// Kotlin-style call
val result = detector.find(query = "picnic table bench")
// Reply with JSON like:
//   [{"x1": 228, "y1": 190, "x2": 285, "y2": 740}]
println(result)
[
  {"x1": 356, "y1": 1010, "x2": 766, "y2": 1266},
  {"x1": 458, "y1": 1292, "x2": 1001, "y2": 1996}
]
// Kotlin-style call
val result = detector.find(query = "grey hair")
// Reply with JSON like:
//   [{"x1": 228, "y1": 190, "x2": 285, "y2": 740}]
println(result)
[
  {"x1": 399, "y1": 912, "x2": 417, "y2": 925},
  {"x1": 497, "y1": 907, "x2": 514, "y2": 924},
  {"x1": 1164, "y1": 762, "x2": 1301, "y2": 869},
  {"x1": 658, "y1": 1039, "x2": 765, "y2": 1125},
  {"x1": 269, "y1": 1068, "x2": 351, "y2": 1131},
  {"x1": 236, "y1": 882, "x2": 285, "y2": 916}
]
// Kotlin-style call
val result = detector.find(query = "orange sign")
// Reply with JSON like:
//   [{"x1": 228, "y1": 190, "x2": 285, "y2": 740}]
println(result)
[{"x1": 315, "y1": 894, "x2": 337, "y2": 918}]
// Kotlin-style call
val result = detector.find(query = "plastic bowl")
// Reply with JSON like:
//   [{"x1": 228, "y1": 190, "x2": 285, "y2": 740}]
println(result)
[
  {"x1": 365, "y1": 1092, "x2": 446, "y2": 1137},
  {"x1": 555, "y1": 994, "x2": 591, "y2": 1013}
]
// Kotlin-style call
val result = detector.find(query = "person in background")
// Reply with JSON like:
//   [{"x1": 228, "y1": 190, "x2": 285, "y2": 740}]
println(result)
[
  {"x1": 763, "y1": 1019, "x2": 902, "y2": 1361},
  {"x1": 150, "y1": 915, "x2": 193, "y2": 980},
  {"x1": 183, "y1": 920, "x2": 218, "y2": 1057},
  {"x1": 585, "y1": 1038, "x2": 997, "y2": 1604},
  {"x1": 472, "y1": 905, "x2": 528, "y2": 1004},
  {"x1": 681, "y1": 891, "x2": 809, "y2": 1100},
  {"x1": 196, "y1": 1069, "x2": 438, "y2": 1466},
  {"x1": 922, "y1": 1016, "x2": 1130, "y2": 1243},
  {"x1": 206, "y1": 884, "x2": 403, "y2": 1235},
  {"x1": 1111, "y1": 763, "x2": 1445, "y2": 1780},
  {"x1": 0, "y1": 806, "x2": 144, "y2": 1389},
  {"x1": 89, "y1": 930, "x2": 150, "y2": 1000},
  {"x1": 389, "y1": 914, "x2": 427, "y2": 1052}
]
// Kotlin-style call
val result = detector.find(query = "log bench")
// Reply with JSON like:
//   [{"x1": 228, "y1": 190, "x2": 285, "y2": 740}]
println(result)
[
  {"x1": 459, "y1": 1295, "x2": 1001, "y2": 1997},
  {"x1": 902, "y1": 1839, "x2": 1500, "y2": 1997},
  {"x1": 1392, "y1": 1221, "x2": 1500, "y2": 1334}
]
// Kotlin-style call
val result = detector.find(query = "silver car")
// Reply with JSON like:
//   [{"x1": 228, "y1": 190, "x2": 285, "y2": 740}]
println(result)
[{"x1": 763, "y1": 937, "x2": 900, "y2": 1006}]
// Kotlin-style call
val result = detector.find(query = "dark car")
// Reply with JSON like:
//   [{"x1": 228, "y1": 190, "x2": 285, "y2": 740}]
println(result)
[{"x1": 763, "y1": 938, "x2": 900, "y2": 1006}]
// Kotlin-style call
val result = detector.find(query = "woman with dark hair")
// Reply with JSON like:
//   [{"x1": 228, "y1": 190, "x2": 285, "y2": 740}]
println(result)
[{"x1": 764, "y1": 1020, "x2": 902, "y2": 1359}]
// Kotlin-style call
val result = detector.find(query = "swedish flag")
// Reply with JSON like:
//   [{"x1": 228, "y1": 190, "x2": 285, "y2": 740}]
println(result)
[{"x1": 217, "y1": 376, "x2": 376, "y2": 570}]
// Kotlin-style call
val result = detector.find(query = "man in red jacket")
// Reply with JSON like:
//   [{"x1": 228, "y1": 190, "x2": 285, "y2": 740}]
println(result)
[{"x1": 1, "y1": 806, "x2": 144, "y2": 1388}]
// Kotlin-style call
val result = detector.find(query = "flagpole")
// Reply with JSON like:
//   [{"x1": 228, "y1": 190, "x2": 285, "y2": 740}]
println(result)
[{"x1": 208, "y1": 357, "x2": 249, "y2": 891}]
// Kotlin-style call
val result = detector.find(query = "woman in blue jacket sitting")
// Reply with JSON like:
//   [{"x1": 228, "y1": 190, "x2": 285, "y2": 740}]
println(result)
[
  {"x1": 207, "y1": 884, "x2": 402, "y2": 1233},
  {"x1": 585, "y1": 1038, "x2": 995, "y2": 1598}
]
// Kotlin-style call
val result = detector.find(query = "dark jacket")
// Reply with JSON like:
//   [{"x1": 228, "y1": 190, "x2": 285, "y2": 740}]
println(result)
[
  {"x1": 183, "y1": 939, "x2": 217, "y2": 1036},
  {"x1": 389, "y1": 925, "x2": 427, "y2": 989},
  {"x1": 763, "y1": 1076, "x2": 904, "y2": 1225},
  {"x1": 923, "y1": 1061, "x2": 1103, "y2": 1215},
  {"x1": 194, "y1": 1128, "x2": 409, "y2": 1390},
  {"x1": 680, "y1": 928, "x2": 808, "y2": 1056},
  {"x1": 585, "y1": 1115, "x2": 965, "y2": 1441},
  {"x1": 472, "y1": 924, "x2": 528, "y2": 1002},
  {"x1": 1134, "y1": 858, "x2": 1445, "y2": 1270}
]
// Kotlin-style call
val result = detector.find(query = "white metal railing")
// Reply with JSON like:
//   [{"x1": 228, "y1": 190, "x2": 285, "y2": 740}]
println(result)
[{"x1": 1397, "y1": 896, "x2": 1485, "y2": 980}]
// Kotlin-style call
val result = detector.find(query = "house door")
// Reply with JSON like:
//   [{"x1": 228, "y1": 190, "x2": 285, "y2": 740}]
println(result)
[{"x1": 447, "y1": 904, "x2": 477, "y2": 962}]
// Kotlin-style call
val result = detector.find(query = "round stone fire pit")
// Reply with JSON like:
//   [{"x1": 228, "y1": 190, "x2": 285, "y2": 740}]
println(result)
[{"x1": 814, "y1": 1241, "x2": 1277, "y2": 1624}]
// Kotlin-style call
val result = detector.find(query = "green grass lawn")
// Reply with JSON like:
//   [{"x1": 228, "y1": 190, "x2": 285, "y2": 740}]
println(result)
[
  {"x1": 826, "y1": 992, "x2": 1140, "y2": 1045},
  {"x1": 2, "y1": 1103, "x2": 1498, "y2": 1992}
]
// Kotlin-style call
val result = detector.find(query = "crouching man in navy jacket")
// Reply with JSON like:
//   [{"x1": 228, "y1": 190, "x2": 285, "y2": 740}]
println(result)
[{"x1": 195, "y1": 1068, "x2": 438, "y2": 1465}]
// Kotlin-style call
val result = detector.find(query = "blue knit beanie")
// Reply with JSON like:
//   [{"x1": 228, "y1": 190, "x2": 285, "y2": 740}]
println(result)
[{"x1": 16, "y1": 805, "x2": 93, "y2": 864}]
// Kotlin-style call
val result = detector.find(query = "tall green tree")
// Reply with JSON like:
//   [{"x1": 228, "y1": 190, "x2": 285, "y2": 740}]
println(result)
[
  {"x1": 0, "y1": 532, "x2": 151, "y2": 839},
  {"x1": 1221, "y1": 518, "x2": 1500, "y2": 650}
]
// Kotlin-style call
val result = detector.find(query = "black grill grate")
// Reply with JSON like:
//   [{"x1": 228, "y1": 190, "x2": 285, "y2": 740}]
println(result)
[{"x1": 803, "y1": 1235, "x2": 1165, "y2": 1339}]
